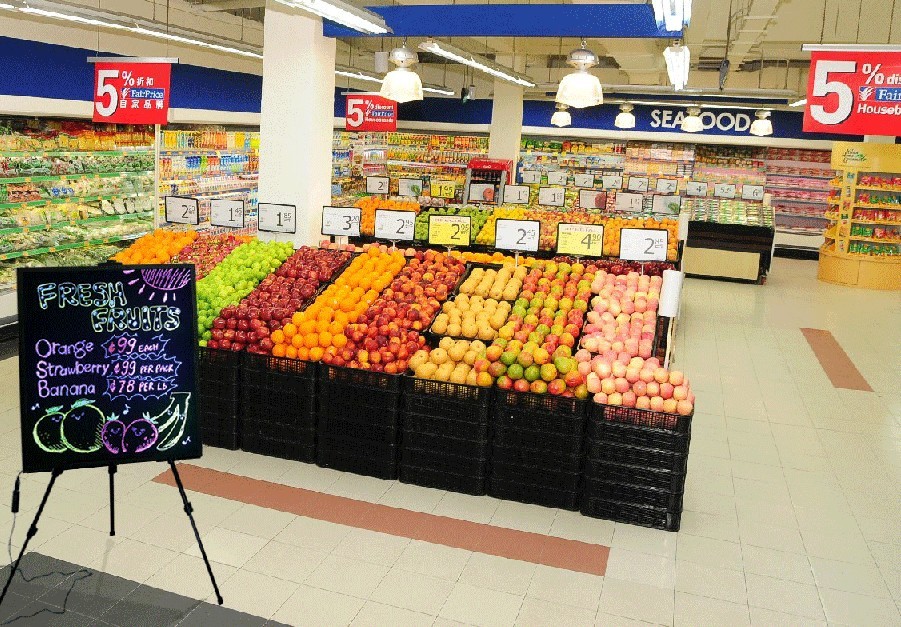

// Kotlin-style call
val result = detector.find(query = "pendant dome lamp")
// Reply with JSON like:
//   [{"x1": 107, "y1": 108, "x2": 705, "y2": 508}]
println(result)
[
  {"x1": 750, "y1": 110, "x2": 773, "y2": 136},
  {"x1": 555, "y1": 40, "x2": 603, "y2": 109},
  {"x1": 615, "y1": 104, "x2": 636, "y2": 129},
  {"x1": 380, "y1": 40, "x2": 424, "y2": 103},
  {"x1": 551, "y1": 103, "x2": 572, "y2": 127},
  {"x1": 681, "y1": 107, "x2": 703, "y2": 133}
]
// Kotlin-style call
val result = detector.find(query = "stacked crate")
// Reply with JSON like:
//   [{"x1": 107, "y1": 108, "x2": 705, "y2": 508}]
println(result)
[
  {"x1": 316, "y1": 365, "x2": 402, "y2": 479},
  {"x1": 240, "y1": 354, "x2": 316, "y2": 462},
  {"x1": 582, "y1": 405, "x2": 691, "y2": 531},
  {"x1": 489, "y1": 390, "x2": 586, "y2": 510},
  {"x1": 399, "y1": 378, "x2": 492, "y2": 495},
  {"x1": 196, "y1": 347, "x2": 241, "y2": 450}
]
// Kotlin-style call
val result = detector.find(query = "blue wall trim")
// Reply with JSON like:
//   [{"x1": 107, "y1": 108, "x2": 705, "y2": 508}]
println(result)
[{"x1": 324, "y1": 3, "x2": 677, "y2": 38}]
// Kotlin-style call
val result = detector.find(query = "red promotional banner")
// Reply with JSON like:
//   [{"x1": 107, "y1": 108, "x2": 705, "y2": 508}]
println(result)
[
  {"x1": 345, "y1": 94, "x2": 397, "y2": 132},
  {"x1": 93, "y1": 62, "x2": 171, "y2": 125},
  {"x1": 804, "y1": 51, "x2": 901, "y2": 136}
]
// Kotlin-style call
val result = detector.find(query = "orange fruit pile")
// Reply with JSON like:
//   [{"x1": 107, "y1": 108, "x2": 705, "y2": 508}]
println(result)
[
  {"x1": 355, "y1": 196, "x2": 420, "y2": 236},
  {"x1": 112, "y1": 229, "x2": 198, "y2": 264},
  {"x1": 270, "y1": 246, "x2": 406, "y2": 360}
]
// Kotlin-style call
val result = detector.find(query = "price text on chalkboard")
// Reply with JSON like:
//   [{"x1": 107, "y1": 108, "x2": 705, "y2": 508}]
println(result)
[
  {"x1": 321, "y1": 206, "x2": 361, "y2": 237},
  {"x1": 165, "y1": 196, "x2": 199, "y2": 225},
  {"x1": 16, "y1": 265, "x2": 201, "y2": 473}
]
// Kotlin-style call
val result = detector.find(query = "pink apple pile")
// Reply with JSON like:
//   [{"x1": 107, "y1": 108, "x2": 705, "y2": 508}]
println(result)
[
  {"x1": 579, "y1": 271, "x2": 662, "y2": 360},
  {"x1": 578, "y1": 350, "x2": 694, "y2": 416}
]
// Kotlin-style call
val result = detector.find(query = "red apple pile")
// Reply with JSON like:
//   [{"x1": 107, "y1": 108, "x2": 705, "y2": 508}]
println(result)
[
  {"x1": 553, "y1": 257, "x2": 675, "y2": 277},
  {"x1": 326, "y1": 249, "x2": 466, "y2": 373},
  {"x1": 580, "y1": 351, "x2": 694, "y2": 416},
  {"x1": 580, "y1": 271, "x2": 662, "y2": 360},
  {"x1": 208, "y1": 246, "x2": 352, "y2": 354},
  {"x1": 170, "y1": 234, "x2": 249, "y2": 279}
]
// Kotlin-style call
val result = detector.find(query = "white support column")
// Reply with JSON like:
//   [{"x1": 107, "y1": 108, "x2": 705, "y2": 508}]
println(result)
[
  {"x1": 488, "y1": 55, "x2": 525, "y2": 167},
  {"x1": 258, "y1": 0, "x2": 336, "y2": 246}
]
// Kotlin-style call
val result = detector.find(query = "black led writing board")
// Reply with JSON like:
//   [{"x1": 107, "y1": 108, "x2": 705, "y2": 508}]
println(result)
[{"x1": 17, "y1": 265, "x2": 201, "y2": 473}]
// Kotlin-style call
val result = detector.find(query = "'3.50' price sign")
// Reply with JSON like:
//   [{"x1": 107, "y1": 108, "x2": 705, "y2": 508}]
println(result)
[
  {"x1": 93, "y1": 61, "x2": 171, "y2": 124},
  {"x1": 804, "y1": 50, "x2": 901, "y2": 136}
]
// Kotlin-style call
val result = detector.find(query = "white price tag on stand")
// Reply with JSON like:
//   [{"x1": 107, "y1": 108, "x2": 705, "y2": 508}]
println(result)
[
  {"x1": 652, "y1": 195, "x2": 682, "y2": 216},
  {"x1": 614, "y1": 192, "x2": 644, "y2": 213},
  {"x1": 321, "y1": 206, "x2": 360, "y2": 237},
  {"x1": 495, "y1": 219, "x2": 540, "y2": 253},
  {"x1": 538, "y1": 186, "x2": 565, "y2": 207},
  {"x1": 685, "y1": 181, "x2": 708, "y2": 197},
  {"x1": 259, "y1": 203, "x2": 297, "y2": 233},
  {"x1": 547, "y1": 171, "x2": 567, "y2": 186},
  {"x1": 165, "y1": 196, "x2": 199, "y2": 225},
  {"x1": 620, "y1": 228, "x2": 668, "y2": 261},
  {"x1": 374, "y1": 209, "x2": 416, "y2": 241},
  {"x1": 366, "y1": 176, "x2": 389, "y2": 195},
  {"x1": 574, "y1": 173, "x2": 595, "y2": 188},
  {"x1": 656, "y1": 178, "x2": 678, "y2": 194},
  {"x1": 398, "y1": 178, "x2": 423, "y2": 197},
  {"x1": 579, "y1": 190, "x2": 607, "y2": 210},
  {"x1": 741, "y1": 184, "x2": 764, "y2": 201},
  {"x1": 714, "y1": 183, "x2": 737, "y2": 199},
  {"x1": 503, "y1": 185, "x2": 530, "y2": 205},
  {"x1": 210, "y1": 199, "x2": 245, "y2": 228},
  {"x1": 520, "y1": 170, "x2": 541, "y2": 184},
  {"x1": 468, "y1": 183, "x2": 496, "y2": 204},
  {"x1": 627, "y1": 177, "x2": 649, "y2": 192},
  {"x1": 602, "y1": 175, "x2": 623, "y2": 190}
]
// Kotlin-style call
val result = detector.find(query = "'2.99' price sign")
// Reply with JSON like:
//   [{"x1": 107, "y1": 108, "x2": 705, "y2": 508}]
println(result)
[
  {"x1": 494, "y1": 219, "x2": 540, "y2": 253},
  {"x1": 619, "y1": 228, "x2": 668, "y2": 262},
  {"x1": 803, "y1": 50, "x2": 901, "y2": 136},
  {"x1": 428, "y1": 215, "x2": 470, "y2": 246},
  {"x1": 93, "y1": 61, "x2": 171, "y2": 125},
  {"x1": 374, "y1": 209, "x2": 415, "y2": 241}
]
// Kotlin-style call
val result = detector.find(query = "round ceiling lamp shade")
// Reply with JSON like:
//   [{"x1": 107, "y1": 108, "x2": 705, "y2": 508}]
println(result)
[
  {"x1": 681, "y1": 107, "x2": 703, "y2": 133},
  {"x1": 750, "y1": 110, "x2": 773, "y2": 136},
  {"x1": 555, "y1": 42, "x2": 603, "y2": 109},
  {"x1": 380, "y1": 43, "x2": 424, "y2": 103},
  {"x1": 551, "y1": 104, "x2": 571, "y2": 127},
  {"x1": 615, "y1": 104, "x2": 635, "y2": 129}
]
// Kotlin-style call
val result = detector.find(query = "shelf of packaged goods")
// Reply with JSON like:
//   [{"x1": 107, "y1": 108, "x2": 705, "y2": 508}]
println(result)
[
  {"x1": 774, "y1": 210, "x2": 827, "y2": 219},
  {"x1": 764, "y1": 158, "x2": 833, "y2": 168},
  {"x1": 825, "y1": 212, "x2": 839, "y2": 221},
  {"x1": 849, "y1": 235, "x2": 901, "y2": 244},
  {"x1": 0, "y1": 192, "x2": 151, "y2": 212},
  {"x1": 0, "y1": 233, "x2": 143, "y2": 261},
  {"x1": 0, "y1": 149, "x2": 152, "y2": 158},
  {"x1": 520, "y1": 149, "x2": 625, "y2": 158},
  {"x1": 854, "y1": 203, "x2": 901, "y2": 211},
  {"x1": 776, "y1": 226, "x2": 826, "y2": 236},
  {"x1": 386, "y1": 160, "x2": 469, "y2": 169},
  {"x1": 769, "y1": 197, "x2": 829, "y2": 205},
  {"x1": 625, "y1": 156, "x2": 694, "y2": 165},
  {"x1": 765, "y1": 184, "x2": 831, "y2": 193},
  {"x1": 855, "y1": 186, "x2": 901, "y2": 193},
  {"x1": 159, "y1": 172, "x2": 258, "y2": 183},
  {"x1": 159, "y1": 149, "x2": 257, "y2": 156},
  {"x1": 0, "y1": 211, "x2": 153, "y2": 236},
  {"x1": 827, "y1": 198, "x2": 840, "y2": 205},
  {"x1": 765, "y1": 171, "x2": 835, "y2": 180},
  {"x1": 824, "y1": 228, "x2": 838, "y2": 240},
  {"x1": 851, "y1": 218, "x2": 901, "y2": 226},
  {"x1": 0, "y1": 171, "x2": 154, "y2": 186}
]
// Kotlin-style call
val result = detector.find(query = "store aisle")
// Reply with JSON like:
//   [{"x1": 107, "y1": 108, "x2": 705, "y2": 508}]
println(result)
[{"x1": 0, "y1": 258, "x2": 898, "y2": 626}]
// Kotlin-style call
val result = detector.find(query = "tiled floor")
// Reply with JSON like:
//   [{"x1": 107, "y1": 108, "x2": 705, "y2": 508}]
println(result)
[{"x1": 0, "y1": 257, "x2": 899, "y2": 626}]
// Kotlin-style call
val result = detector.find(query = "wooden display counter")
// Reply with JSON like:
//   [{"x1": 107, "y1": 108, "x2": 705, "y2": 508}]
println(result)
[{"x1": 818, "y1": 248, "x2": 901, "y2": 291}]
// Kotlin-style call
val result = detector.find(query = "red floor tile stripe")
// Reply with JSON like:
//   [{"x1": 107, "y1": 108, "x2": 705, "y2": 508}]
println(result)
[
  {"x1": 801, "y1": 328, "x2": 873, "y2": 392},
  {"x1": 153, "y1": 464, "x2": 608, "y2": 575}
]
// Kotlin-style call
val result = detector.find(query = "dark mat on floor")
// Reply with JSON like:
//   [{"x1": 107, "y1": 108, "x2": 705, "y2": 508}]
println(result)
[
  {"x1": 0, "y1": 553, "x2": 290, "y2": 626},
  {"x1": 0, "y1": 338, "x2": 15, "y2": 361}
]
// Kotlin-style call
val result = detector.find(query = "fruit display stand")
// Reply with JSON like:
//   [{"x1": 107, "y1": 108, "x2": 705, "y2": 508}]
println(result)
[
  {"x1": 818, "y1": 142, "x2": 901, "y2": 291},
  {"x1": 681, "y1": 199, "x2": 775, "y2": 283}
]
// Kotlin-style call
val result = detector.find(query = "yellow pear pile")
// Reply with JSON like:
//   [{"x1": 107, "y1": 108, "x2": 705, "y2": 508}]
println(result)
[
  {"x1": 409, "y1": 338, "x2": 492, "y2": 386},
  {"x1": 458, "y1": 265, "x2": 526, "y2": 301},
  {"x1": 430, "y1": 294, "x2": 511, "y2": 340}
]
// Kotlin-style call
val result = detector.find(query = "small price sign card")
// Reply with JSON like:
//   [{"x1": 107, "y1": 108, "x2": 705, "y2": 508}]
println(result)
[
  {"x1": 556, "y1": 223, "x2": 604, "y2": 257},
  {"x1": 374, "y1": 209, "x2": 415, "y2": 241},
  {"x1": 714, "y1": 183, "x2": 737, "y2": 199},
  {"x1": 321, "y1": 206, "x2": 360, "y2": 237},
  {"x1": 210, "y1": 199, "x2": 245, "y2": 229},
  {"x1": 546, "y1": 171, "x2": 568, "y2": 186},
  {"x1": 428, "y1": 214, "x2": 470, "y2": 246},
  {"x1": 430, "y1": 180, "x2": 457, "y2": 199},
  {"x1": 656, "y1": 178, "x2": 678, "y2": 194},
  {"x1": 495, "y1": 219, "x2": 540, "y2": 253},
  {"x1": 165, "y1": 196, "x2": 199, "y2": 225},
  {"x1": 366, "y1": 176, "x2": 389, "y2": 195},
  {"x1": 520, "y1": 170, "x2": 541, "y2": 184},
  {"x1": 503, "y1": 185, "x2": 530, "y2": 205},
  {"x1": 619, "y1": 228, "x2": 668, "y2": 262},
  {"x1": 574, "y1": 173, "x2": 595, "y2": 188},
  {"x1": 685, "y1": 181, "x2": 708, "y2": 197},
  {"x1": 627, "y1": 176, "x2": 649, "y2": 192},
  {"x1": 614, "y1": 192, "x2": 644, "y2": 213},
  {"x1": 602, "y1": 175, "x2": 623, "y2": 190},
  {"x1": 259, "y1": 203, "x2": 297, "y2": 234},
  {"x1": 741, "y1": 184, "x2": 764, "y2": 201},
  {"x1": 398, "y1": 178, "x2": 423, "y2": 197},
  {"x1": 538, "y1": 186, "x2": 565, "y2": 207}
]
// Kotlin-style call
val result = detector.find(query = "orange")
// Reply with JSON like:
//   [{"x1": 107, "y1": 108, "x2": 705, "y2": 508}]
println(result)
[
  {"x1": 333, "y1": 333, "x2": 347, "y2": 348},
  {"x1": 315, "y1": 320, "x2": 329, "y2": 333},
  {"x1": 304, "y1": 334, "x2": 318, "y2": 349},
  {"x1": 328, "y1": 320, "x2": 343, "y2": 335},
  {"x1": 291, "y1": 334, "x2": 304, "y2": 349},
  {"x1": 318, "y1": 331, "x2": 332, "y2": 347},
  {"x1": 282, "y1": 323, "x2": 297, "y2": 338},
  {"x1": 300, "y1": 320, "x2": 316, "y2": 335},
  {"x1": 272, "y1": 344, "x2": 286, "y2": 357},
  {"x1": 292, "y1": 312, "x2": 303, "y2": 326},
  {"x1": 309, "y1": 346, "x2": 324, "y2": 361},
  {"x1": 296, "y1": 346, "x2": 309, "y2": 360},
  {"x1": 285, "y1": 346, "x2": 297, "y2": 359},
  {"x1": 271, "y1": 329, "x2": 285, "y2": 345}
]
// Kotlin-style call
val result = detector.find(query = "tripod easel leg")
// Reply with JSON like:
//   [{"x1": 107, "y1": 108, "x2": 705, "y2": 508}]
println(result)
[
  {"x1": 168, "y1": 461, "x2": 223, "y2": 605},
  {"x1": 108, "y1": 465, "x2": 117, "y2": 537},
  {"x1": 0, "y1": 468, "x2": 63, "y2": 608}
]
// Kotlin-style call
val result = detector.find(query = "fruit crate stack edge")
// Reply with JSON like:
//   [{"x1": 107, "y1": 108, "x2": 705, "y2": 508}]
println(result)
[{"x1": 196, "y1": 347, "x2": 242, "y2": 450}]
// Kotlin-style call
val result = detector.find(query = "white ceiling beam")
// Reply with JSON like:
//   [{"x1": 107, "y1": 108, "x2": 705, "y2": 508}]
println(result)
[{"x1": 201, "y1": 0, "x2": 265, "y2": 11}]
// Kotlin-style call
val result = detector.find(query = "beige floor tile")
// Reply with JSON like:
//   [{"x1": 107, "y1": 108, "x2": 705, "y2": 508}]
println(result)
[
  {"x1": 212, "y1": 568, "x2": 298, "y2": 619},
  {"x1": 808, "y1": 556, "x2": 891, "y2": 598},
  {"x1": 241, "y1": 540, "x2": 328, "y2": 583},
  {"x1": 332, "y1": 528, "x2": 410, "y2": 566},
  {"x1": 327, "y1": 473, "x2": 394, "y2": 503},
  {"x1": 594, "y1": 612, "x2": 658, "y2": 626},
  {"x1": 744, "y1": 573, "x2": 824, "y2": 621},
  {"x1": 549, "y1": 510, "x2": 615, "y2": 545},
  {"x1": 432, "y1": 491, "x2": 501, "y2": 524},
  {"x1": 741, "y1": 545, "x2": 814, "y2": 585},
  {"x1": 677, "y1": 510, "x2": 740, "y2": 543},
  {"x1": 517, "y1": 597, "x2": 596, "y2": 627},
  {"x1": 185, "y1": 526, "x2": 267, "y2": 568},
  {"x1": 597, "y1": 578, "x2": 674, "y2": 626},
  {"x1": 739, "y1": 520, "x2": 806, "y2": 554},
  {"x1": 217, "y1": 503, "x2": 296, "y2": 540},
  {"x1": 673, "y1": 592, "x2": 749, "y2": 627},
  {"x1": 351, "y1": 601, "x2": 434, "y2": 626},
  {"x1": 676, "y1": 534, "x2": 743, "y2": 572},
  {"x1": 526, "y1": 565, "x2": 604, "y2": 611},
  {"x1": 439, "y1": 582, "x2": 523, "y2": 627},
  {"x1": 458, "y1": 553, "x2": 537, "y2": 596},
  {"x1": 604, "y1": 548, "x2": 675, "y2": 589},
  {"x1": 489, "y1": 500, "x2": 557, "y2": 534},
  {"x1": 393, "y1": 539, "x2": 472, "y2": 581},
  {"x1": 819, "y1": 587, "x2": 901, "y2": 626},
  {"x1": 38, "y1": 525, "x2": 118, "y2": 569},
  {"x1": 748, "y1": 606, "x2": 826, "y2": 627},
  {"x1": 377, "y1": 482, "x2": 446, "y2": 513},
  {"x1": 95, "y1": 537, "x2": 179, "y2": 583},
  {"x1": 273, "y1": 515, "x2": 353, "y2": 553},
  {"x1": 611, "y1": 524, "x2": 678, "y2": 558},
  {"x1": 145, "y1": 552, "x2": 236, "y2": 600},
  {"x1": 273, "y1": 584, "x2": 366, "y2": 626},
  {"x1": 369, "y1": 567, "x2": 453, "y2": 615},
  {"x1": 674, "y1": 561, "x2": 747, "y2": 604},
  {"x1": 305, "y1": 553, "x2": 390, "y2": 599},
  {"x1": 277, "y1": 463, "x2": 342, "y2": 493}
]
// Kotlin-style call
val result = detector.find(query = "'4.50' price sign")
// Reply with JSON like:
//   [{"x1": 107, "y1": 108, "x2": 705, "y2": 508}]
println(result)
[
  {"x1": 804, "y1": 50, "x2": 901, "y2": 136},
  {"x1": 93, "y1": 61, "x2": 171, "y2": 124}
]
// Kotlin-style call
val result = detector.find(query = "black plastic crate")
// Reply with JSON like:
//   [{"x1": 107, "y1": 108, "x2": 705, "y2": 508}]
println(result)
[
  {"x1": 242, "y1": 433, "x2": 316, "y2": 463},
  {"x1": 197, "y1": 347, "x2": 242, "y2": 449},
  {"x1": 491, "y1": 461, "x2": 581, "y2": 492},
  {"x1": 201, "y1": 425, "x2": 239, "y2": 451},
  {"x1": 320, "y1": 364, "x2": 402, "y2": 394},
  {"x1": 581, "y1": 496, "x2": 681, "y2": 531},
  {"x1": 584, "y1": 459, "x2": 687, "y2": 492},
  {"x1": 493, "y1": 424, "x2": 583, "y2": 457},
  {"x1": 318, "y1": 366, "x2": 401, "y2": 424},
  {"x1": 588, "y1": 411, "x2": 691, "y2": 454},
  {"x1": 491, "y1": 444, "x2": 581, "y2": 473},
  {"x1": 319, "y1": 413, "x2": 398, "y2": 444},
  {"x1": 586, "y1": 440, "x2": 688, "y2": 474},
  {"x1": 400, "y1": 464, "x2": 486, "y2": 496},
  {"x1": 316, "y1": 436, "x2": 397, "y2": 479},
  {"x1": 494, "y1": 390, "x2": 587, "y2": 435},
  {"x1": 403, "y1": 378, "x2": 493, "y2": 425},
  {"x1": 402, "y1": 429, "x2": 490, "y2": 456},
  {"x1": 488, "y1": 478, "x2": 580, "y2": 511},
  {"x1": 601, "y1": 404, "x2": 692, "y2": 433},
  {"x1": 401, "y1": 446, "x2": 487, "y2": 477},
  {"x1": 584, "y1": 478, "x2": 683, "y2": 510},
  {"x1": 403, "y1": 412, "x2": 490, "y2": 443},
  {"x1": 243, "y1": 413, "x2": 316, "y2": 438}
]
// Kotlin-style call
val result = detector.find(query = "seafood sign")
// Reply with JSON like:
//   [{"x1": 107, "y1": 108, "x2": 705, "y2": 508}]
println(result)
[{"x1": 17, "y1": 265, "x2": 201, "y2": 473}]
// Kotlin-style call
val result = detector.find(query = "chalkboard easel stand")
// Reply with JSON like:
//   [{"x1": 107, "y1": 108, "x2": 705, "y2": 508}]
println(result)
[{"x1": 108, "y1": 464, "x2": 116, "y2": 536}]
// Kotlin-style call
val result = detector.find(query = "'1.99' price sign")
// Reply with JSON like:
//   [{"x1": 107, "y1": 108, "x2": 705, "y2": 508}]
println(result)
[
  {"x1": 803, "y1": 50, "x2": 901, "y2": 136},
  {"x1": 93, "y1": 61, "x2": 171, "y2": 125}
]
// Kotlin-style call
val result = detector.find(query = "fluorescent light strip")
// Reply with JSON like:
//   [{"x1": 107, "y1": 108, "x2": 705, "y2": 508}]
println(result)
[
  {"x1": 420, "y1": 41, "x2": 535, "y2": 88},
  {"x1": 789, "y1": 99, "x2": 807, "y2": 107},
  {"x1": 272, "y1": 0, "x2": 388, "y2": 34},
  {"x1": 335, "y1": 67, "x2": 454, "y2": 96}
]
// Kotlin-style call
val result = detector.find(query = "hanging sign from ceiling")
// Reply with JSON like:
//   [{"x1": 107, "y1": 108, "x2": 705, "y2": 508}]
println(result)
[
  {"x1": 346, "y1": 94, "x2": 398, "y2": 132},
  {"x1": 803, "y1": 50, "x2": 901, "y2": 136},
  {"x1": 92, "y1": 60, "x2": 171, "y2": 124}
]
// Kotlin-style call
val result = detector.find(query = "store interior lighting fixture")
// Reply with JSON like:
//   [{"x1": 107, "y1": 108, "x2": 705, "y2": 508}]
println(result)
[
  {"x1": 614, "y1": 104, "x2": 636, "y2": 129},
  {"x1": 380, "y1": 42, "x2": 424, "y2": 103},
  {"x1": 271, "y1": 0, "x2": 389, "y2": 34},
  {"x1": 551, "y1": 104, "x2": 571, "y2": 127},
  {"x1": 555, "y1": 40, "x2": 604, "y2": 109},
  {"x1": 651, "y1": 0, "x2": 692, "y2": 32},
  {"x1": 681, "y1": 106, "x2": 703, "y2": 133},
  {"x1": 789, "y1": 99, "x2": 807, "y2": 107},
  {"x1": 663, "y1": 41, "x2": 690, "y2": 91},
  {"x1": 419, "y1": 40, "x2": 535, "y2": 88},
  {"x1": 750, "y1": 110, "x2": 773, "y2": 136},
  {"x1": 335, "y1": 66, "x2": 453, "y2": 96}
]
